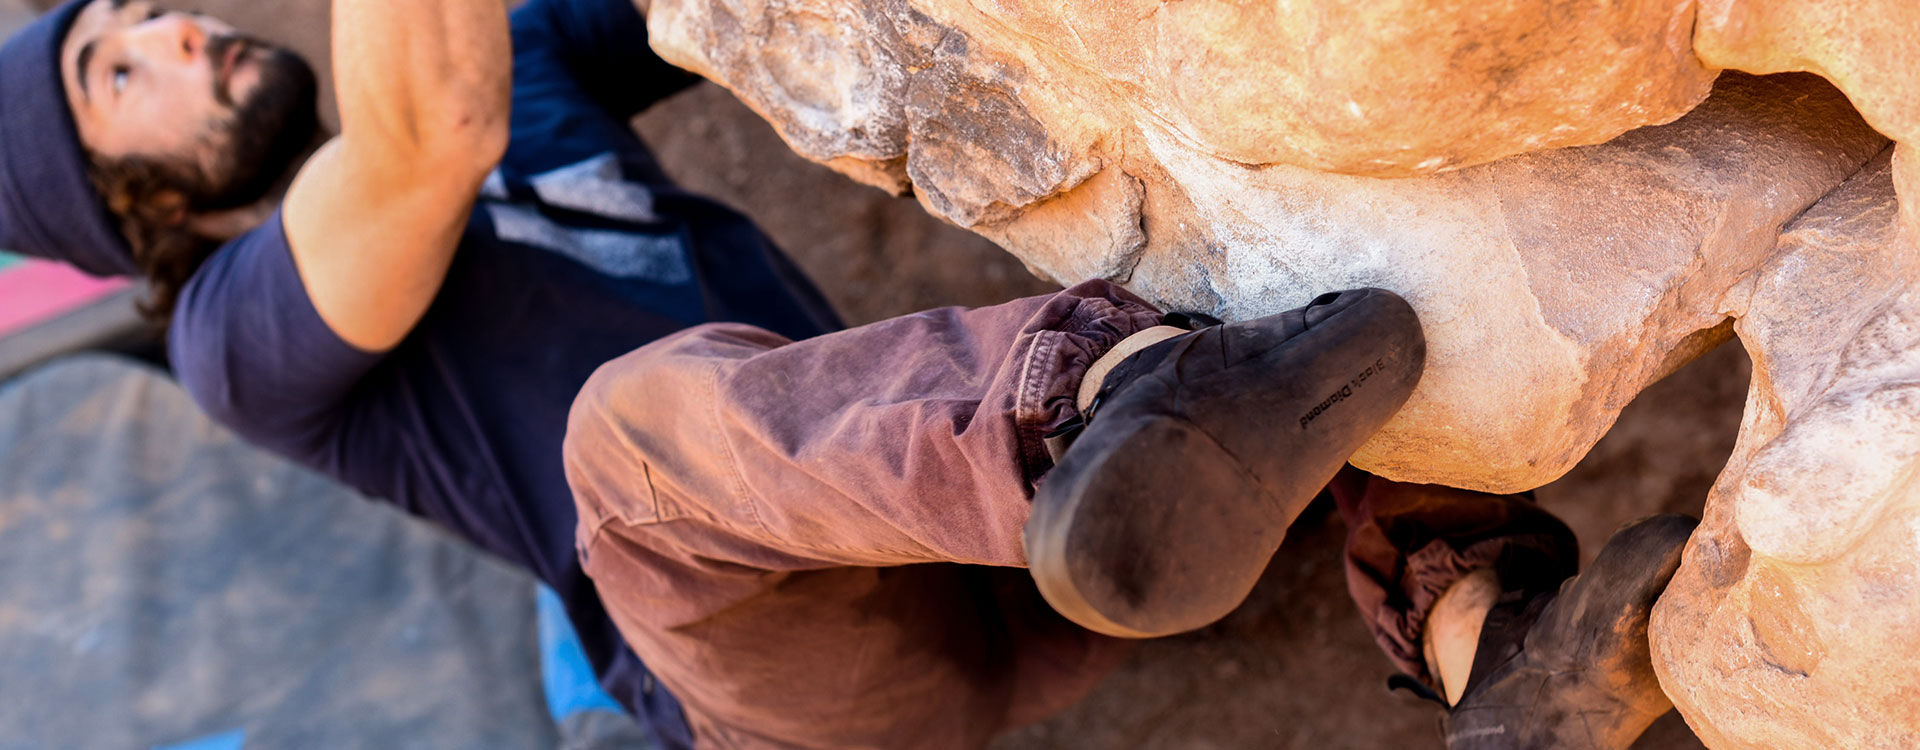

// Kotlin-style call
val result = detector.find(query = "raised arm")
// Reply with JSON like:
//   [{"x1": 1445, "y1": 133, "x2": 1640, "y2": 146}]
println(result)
[{"x1": 282, "y1": 0, "x2": 512, "y2": 352}]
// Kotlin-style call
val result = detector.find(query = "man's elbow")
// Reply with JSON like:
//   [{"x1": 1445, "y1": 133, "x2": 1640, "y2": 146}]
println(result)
[
  {"x1": 386, "y1": 70, "x2": 512, "y2": 184},
  {"x1": 421, "y1": 104, "x2": 510, "y2": 184}
]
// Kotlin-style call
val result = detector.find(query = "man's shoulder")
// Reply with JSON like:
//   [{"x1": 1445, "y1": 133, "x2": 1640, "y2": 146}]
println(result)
[
  {"x1": 179, "y1": 211, "x2": 301, "y2": 317},
  {"x1": 171, "y1": 209, "x2": 380, "y2": 403}
]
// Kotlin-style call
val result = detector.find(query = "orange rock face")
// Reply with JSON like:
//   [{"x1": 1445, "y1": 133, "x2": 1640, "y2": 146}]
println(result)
[
  {"x1": 640, "y1": 0, "x2": 1920, "y2": 746},
  {"x1": 961, "y1": 0, "x2": 1718, "y2": 176},
  {"x1": 1697, "y1": 0, "x2": 1920, "y2": 234},
  {"x1": 1653, "y1": 152, "x2": 1920, "y2": 750}
]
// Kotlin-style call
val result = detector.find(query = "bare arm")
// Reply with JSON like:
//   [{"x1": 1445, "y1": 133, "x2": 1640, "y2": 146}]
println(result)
[{"x1": 282, "y1": 0, "x2": 512, "y2": 352}]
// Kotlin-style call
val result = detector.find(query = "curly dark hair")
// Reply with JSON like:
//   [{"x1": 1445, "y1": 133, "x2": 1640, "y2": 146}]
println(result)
[{"x1": 87, "y1": 154, "x2": 225, "y2": 323}]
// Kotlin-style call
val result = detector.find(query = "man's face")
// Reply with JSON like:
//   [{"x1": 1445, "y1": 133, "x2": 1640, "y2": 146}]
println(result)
[{"x1": 59, "y1": 0, "x2": 318, "y2": 210}]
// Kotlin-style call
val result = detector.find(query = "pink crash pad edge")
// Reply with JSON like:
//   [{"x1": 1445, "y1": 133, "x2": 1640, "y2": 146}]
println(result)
[{"x1": 0, "y1": 260, "x2": 130, "y2": 336}]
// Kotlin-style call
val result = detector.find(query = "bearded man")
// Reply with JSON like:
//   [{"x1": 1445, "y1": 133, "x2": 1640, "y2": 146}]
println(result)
[
  {"x1": 0, "y1": 0, "x2": 1696, "y2": 748},
  {"x1": 7, "y1": 0, "x2": 840, "y2": 745}
]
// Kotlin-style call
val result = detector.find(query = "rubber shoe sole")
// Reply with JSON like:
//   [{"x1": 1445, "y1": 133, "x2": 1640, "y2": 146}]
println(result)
[{"x1": 1026, "y1": 288, "x2": 1426, "y2": 638}]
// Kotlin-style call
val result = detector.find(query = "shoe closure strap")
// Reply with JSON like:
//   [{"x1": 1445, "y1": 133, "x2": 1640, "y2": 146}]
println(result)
[
  {"x1": 1386, "y1": 673, "x2": 1447, "y2": 706},
  {"x1": 1044, "y1": 313, "x2": 1223, "y2": 466},
  {"x1": 1075, "y1": 325, "x2": 1188, "y2": 412},
  {"x1": 1042, "y1": 418, "x2": 1085, "y2": 466}
]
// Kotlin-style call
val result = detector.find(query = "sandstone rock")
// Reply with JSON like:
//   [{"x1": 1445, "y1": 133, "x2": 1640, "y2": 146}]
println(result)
[
  {"x1": 1653, "y1": 151, "x2": 1920, "y2": 750},
  {"x1": 165, "y1": 0, "x2": 1914, "y2": 741},
  {"x1": 642, "y1": 0, "x2": 1920, "y2": 742},
  {"x1": 1133, "y1": 72, "x2": 1881, "y2": 493},
  {"x1": 1695, "y1": 0, "x2": 1920, "y2": 235},
  {"x1": 648, "y1": 0, "x2": 1718, "y2": 186},
  {"x1": 646, "y1": 0, "x2": 1920, "y2": 239},
  {"x1": 951, "y1": 0, "x2": 1719, "y2": 176}
]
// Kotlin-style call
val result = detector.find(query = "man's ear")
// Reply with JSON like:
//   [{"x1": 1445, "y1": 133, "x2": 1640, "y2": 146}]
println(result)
[{"x1": 184, "y1": 200, "x2": 278, "y2": 241}]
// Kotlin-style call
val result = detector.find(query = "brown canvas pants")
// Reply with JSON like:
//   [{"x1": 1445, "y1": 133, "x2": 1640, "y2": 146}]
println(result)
[{"x1": 564, "y1": 281, "x2": 1577, "y2": 749}]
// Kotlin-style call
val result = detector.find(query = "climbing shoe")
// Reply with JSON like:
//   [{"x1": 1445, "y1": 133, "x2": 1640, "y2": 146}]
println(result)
[
  {"x1": 1025, "y1": 288, "x2": 1426, "y2": 638},
  {"x1": 1445, "y1": 513, "x2": 1698, "y2": 749}
]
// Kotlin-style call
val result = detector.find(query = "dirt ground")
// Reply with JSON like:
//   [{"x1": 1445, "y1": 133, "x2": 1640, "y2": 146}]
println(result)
[{"x1": 635, "y1": 84, "x2": 1735, "y2": 749}]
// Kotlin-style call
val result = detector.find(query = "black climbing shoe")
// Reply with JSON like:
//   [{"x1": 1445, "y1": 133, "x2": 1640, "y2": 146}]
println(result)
[
  {"x1": 1025, "y1": 288, "x2": 1426, "y2": 638},
  {"x1": 1446, "y1": 513, "x2": 1698, "y2": 750}
]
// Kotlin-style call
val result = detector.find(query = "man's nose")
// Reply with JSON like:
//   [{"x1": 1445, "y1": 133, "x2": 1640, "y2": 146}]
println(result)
[{"x1": 128, "y1": 14, "x2": 207, "y2": 66}]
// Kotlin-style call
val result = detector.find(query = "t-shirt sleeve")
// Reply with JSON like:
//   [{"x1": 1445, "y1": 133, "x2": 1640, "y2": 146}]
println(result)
[{"x1": 169, "y1": 211, "x2": 383, "y2": 472}]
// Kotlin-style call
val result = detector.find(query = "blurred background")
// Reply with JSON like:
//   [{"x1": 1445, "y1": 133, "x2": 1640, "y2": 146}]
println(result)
[{"x1": 0, "y1": 0, "x2": 1733, "y2": 746}]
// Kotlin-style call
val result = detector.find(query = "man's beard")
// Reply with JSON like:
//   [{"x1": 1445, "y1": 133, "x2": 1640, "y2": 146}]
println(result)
[{"x1": 190, "y1": 36, "x2": 320, "y2": 212}]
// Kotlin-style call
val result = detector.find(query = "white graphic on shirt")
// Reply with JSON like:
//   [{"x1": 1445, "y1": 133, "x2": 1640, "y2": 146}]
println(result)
[
  {"x1": 480, "y1": 170, "x2": 509, "y2": 200},
  {"x1": 527, "y1": 153, "x2": 658, "y2": 223},
  {"x1": 481, "y1": 153, "x2": 688, "y2": 284},
  {"x1": 487, "y1": 203, "x2": 690, "y2": 284}
]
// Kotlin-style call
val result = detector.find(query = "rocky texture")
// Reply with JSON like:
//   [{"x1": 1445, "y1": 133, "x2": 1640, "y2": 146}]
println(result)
[
  {"x1": 0, "y1": 0, "x2": 1731, "y2": 746},
  {"x1": 1695, "y1": 0, "x2": 1920, "y2": 236},
  {"x1": 646, "y1": 0, "x2": 1920, "y2": 237},
  {"x1": 643, "y1": 0, "x2": 1910, "y2": 492},
  {"x1": 642, "y1": 0, "x2": 1920, "y2": 745},
  {"x1": 969, "y1": 71, "x2": 1878, "y2": 495},
  {"x1": 1652, "y1": 151, "x2": 1920, "y2": 750},
  {"x1": 641, "y1": 0, "x2": 1730, "y2": 296},
  {"x1": 646, "y1": 0, "x2": 1719, "y2": 182},
  {"x1": 630, "y1": 83, "x2": 1725, "y2": 748},
  {"x1": 1128, "y1": 73, "x2": 1886, "y2": 493}
]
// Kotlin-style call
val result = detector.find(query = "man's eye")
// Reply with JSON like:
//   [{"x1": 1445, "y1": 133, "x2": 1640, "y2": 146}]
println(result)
[
  {"x1": 111, "y1": 66, "x2": 129, "y2": 94},
  {"x1": 146, "y1": 7, "x2": 163, "y2": 21}
]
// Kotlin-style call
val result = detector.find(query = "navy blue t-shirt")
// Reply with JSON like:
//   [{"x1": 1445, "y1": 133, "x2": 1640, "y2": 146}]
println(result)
[{"x1": 168, "y1": 0, "x2": 842, "y2": 745}]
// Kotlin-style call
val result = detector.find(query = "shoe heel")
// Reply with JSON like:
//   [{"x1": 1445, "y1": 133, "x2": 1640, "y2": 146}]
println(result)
[{"x1": 1027, "y1": 414, "x2": 1289, "y2": 638}]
